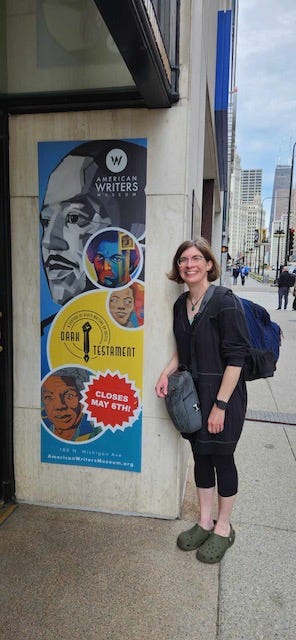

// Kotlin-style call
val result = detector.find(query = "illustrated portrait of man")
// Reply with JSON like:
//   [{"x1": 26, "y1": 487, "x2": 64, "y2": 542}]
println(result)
[
  {"x1": 40, "y1": 140, "x2": 147, "y2": 307},
  {"x1": 41, "y1": 367, "x2": 100, "y2": 442},
  {"x1": 109, "y1": 283, "x2": 144, "y2": 328},
  {"x1": 86, "y1": 229, "x2": 141, "y2": 289}
]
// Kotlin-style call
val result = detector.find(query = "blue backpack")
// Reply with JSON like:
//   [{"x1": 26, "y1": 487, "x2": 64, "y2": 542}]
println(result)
[
  {"x1": 239, "y1": 297, "x2": 282, "y2": 380},
  {"x1": 210, "y1": 287, "x2": 282, "y2": 381}
]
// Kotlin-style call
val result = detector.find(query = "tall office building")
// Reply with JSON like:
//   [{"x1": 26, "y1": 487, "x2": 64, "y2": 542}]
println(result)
[
  {"x1": 269, "y1": 165, "x2": 291, "y2": 236},
  {"x1": 228, "y1": 150, "x2": 242, "y2": 259},
  {"x1": 240, "y1": 169, "x2": 262, "y2": 202},
  {"x1": 241, "y1": 169, "x2": 262, "y2": 265},
  {"x1": 228, "y1": 164, "x2": 263, "y2": 263}
]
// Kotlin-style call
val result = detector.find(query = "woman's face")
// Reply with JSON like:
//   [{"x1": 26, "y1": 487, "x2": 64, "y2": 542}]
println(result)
[
  {"x1": 109, "y1": 288, "x2": 135, "y2": 325},
  {"x1": 177, "y1": 246, "x2": 212, "y2": 286},
  {"x1": 42, "y1": 375, "x2": 82, "y2": 433}
]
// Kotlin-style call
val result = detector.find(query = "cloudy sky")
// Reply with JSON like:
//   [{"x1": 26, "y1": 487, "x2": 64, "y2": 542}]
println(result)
[{"x1": 235, "y1": 0, "x2": 296, "y2": 220}]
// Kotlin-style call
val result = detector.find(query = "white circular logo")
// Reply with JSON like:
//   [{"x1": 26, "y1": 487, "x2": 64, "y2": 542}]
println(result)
[{"x1": 106, "y1": 148, "x2": 128, "y2": 173}]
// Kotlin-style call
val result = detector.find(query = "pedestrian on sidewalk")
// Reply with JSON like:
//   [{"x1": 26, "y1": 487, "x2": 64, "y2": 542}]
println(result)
[
  {"x1": 276, "y1": 266, "x2": 295, "y2": 309},
  {"x1": 232, "y1": 265, "x2": 239, "y2": 285},
  {"x1": 239, "y1": 265, "x2": 246, "y2": 286},
  {"x1": 155, "y1": 238, "x2": 250, "y2": 564}
]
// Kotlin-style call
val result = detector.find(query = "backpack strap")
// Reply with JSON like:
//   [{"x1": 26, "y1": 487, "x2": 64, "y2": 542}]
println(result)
[
  {"x1": 201, "y1": 285, "x2": 232, "y2": 317},
  {"x1": 190, "y1": 285, "x2": 230, "y2": 378}
]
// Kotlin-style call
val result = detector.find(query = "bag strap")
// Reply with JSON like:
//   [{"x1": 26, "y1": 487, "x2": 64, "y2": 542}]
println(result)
[{"x1": 190, "y1": 285, "x2": 229, "y2": 378}]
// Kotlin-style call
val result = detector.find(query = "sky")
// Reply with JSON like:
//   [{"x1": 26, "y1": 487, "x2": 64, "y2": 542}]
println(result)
[{"x1": 235, "y1": 0, "x2": 296, "y2": 222}]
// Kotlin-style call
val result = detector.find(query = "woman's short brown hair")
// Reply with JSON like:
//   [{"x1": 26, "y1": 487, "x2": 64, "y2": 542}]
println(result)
[{"x1": 167, "y1": 238, "x2": 220, "y2": 284}]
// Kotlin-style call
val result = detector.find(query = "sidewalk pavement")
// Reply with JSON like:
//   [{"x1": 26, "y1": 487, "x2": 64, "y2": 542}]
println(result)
[{"x1": 0, "y1": 276, "x2": 295, "y2": 640}]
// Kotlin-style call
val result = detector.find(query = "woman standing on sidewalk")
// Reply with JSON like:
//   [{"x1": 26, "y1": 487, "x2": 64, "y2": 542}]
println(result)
[{"x1": 155, "y1": 238, "x2": 250, "y2": 563}]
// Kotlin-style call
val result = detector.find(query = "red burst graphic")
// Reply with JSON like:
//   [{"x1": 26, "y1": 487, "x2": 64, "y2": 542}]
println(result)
[{"x1": 81, "y1": 371, "x2": 140, "y2": 431}]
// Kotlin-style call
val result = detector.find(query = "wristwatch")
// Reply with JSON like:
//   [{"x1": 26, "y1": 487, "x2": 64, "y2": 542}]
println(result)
[{"x1": 215, "y1": 398, "x2": 228, "y2": 410}]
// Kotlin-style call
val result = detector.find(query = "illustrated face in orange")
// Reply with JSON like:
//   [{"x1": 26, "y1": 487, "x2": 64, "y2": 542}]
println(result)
[
  {"x1": 93, "y1": 240, "x2": 127, "y2": 287},
  {"x1": 109, "y1": 288, "x2": 135, "y2": 326},
  {"x1": 42, "y1": 375, "x2": 82, "y2": 434}
]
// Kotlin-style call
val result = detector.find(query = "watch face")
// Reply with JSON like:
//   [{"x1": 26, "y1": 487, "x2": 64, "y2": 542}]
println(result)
[{"x1": 216, "y1": 399, "x2": 227, "y2": 410}]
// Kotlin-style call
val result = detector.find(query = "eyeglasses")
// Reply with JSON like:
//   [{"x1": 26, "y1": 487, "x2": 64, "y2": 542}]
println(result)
[{"x1": 177, "y1": 255, "x2": 205, "y2": 267}]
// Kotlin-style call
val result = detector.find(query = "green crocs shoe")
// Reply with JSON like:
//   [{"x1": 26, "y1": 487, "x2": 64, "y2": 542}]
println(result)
[
  {"x1": 196, "y1": 524, "x2": 235, "y2": 563},
  {"x1": 177, "y1": 523, "x2": 213, "y2": 551}
]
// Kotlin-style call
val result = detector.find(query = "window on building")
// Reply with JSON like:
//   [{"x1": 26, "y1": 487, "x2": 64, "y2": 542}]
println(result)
[{"x1": 0, "y1": 0, "x2": 135, "y2": 95}]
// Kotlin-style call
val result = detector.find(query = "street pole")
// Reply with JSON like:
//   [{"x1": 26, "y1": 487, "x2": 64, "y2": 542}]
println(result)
[
  {"x1": 285, "y1": 141, "x2": 296, "y2": 265},
  {"x1": 258, "y1": 202, "x2": 264, "y2": 274},
  {"x1": 256, "y1": 245, "x2": 260, "y2": 274},
  {"x1": 274, "y1": 225, "x2": 285, "y2": 281},
  {"x1": 261, "y1": 242, "x2": 266, "y2": 277},
  {"x1": 257, "y1": 197, "x2": 272, "y2": 275},
  {"x1": 276, "y1": 233, "x2": 280, "y2": 281}
]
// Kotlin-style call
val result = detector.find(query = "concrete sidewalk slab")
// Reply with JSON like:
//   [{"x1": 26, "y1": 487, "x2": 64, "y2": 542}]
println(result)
[
  {"x1": 0, "y1": 504, "x2": 219, "y2": 640},
  {"x1": 234, "y1": 423, "x2": 296, "y2": 529},
  {"x1": 219, "y1": 523, "x2": 296, "y2": 640},
  {"x1": 217, "y1": 385, "x2": 296, "y2": 640},
  {"x1": 285, "y1": 425, "x2": 296, "y2": 456}
]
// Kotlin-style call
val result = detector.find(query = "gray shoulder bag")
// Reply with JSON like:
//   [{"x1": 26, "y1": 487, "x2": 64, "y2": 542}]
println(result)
[
  {"x1": 165, "y1": 366, "x2": 202, "y2": 434},
  {"x1": 164, "y1": 286, "x2": 216, "y2": 434}
]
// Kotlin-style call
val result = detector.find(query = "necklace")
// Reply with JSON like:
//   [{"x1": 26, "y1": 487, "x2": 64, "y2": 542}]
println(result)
[{"x1": 189, "y1": 292, "x2": 205, "y2": 311}]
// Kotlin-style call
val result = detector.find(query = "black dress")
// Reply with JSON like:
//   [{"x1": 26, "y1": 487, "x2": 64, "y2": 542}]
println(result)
[{"x1": 173, "y1": 286, "x2": 250, "y2": 455}]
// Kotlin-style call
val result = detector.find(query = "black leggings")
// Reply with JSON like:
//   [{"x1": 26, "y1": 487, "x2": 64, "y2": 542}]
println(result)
[{"x1": 193, "y1": 452, "x2": 238, "y2": 497}]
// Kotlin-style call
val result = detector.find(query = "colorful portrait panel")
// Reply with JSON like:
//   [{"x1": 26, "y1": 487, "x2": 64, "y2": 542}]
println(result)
[
  {"x1": 84, "y1": 228, "x2": 143, "y2": 290},
  {"x1": 108, "y1": 282, "x2": 144, "y2": 329},
  {"x1": 39, "y1": 139, "x2": 147, "y2": 471}
]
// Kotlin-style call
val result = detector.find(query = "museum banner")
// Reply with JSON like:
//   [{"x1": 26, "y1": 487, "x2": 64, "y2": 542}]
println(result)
[{"x1": 39, "y1": 139, "x2": 147, "y2": 471}]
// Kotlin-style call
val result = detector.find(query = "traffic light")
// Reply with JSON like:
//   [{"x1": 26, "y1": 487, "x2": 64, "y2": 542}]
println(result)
[{"x1": 289, "y1": 228, "x2": 295, "y2": 255}]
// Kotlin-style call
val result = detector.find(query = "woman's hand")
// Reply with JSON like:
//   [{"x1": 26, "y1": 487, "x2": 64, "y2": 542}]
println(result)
[
  {"x1": 155, "y1": 373, "x2": 169, "y2": 398},
  {"x1": 207, "y1": 365, "x2": 242, "y2": 433},
  {"x1": 207, "y1": 405, "x2": 225, "y2": 434},
  {"x1": 155, "y1": 352, "x2": 179, "y2": 398}
]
